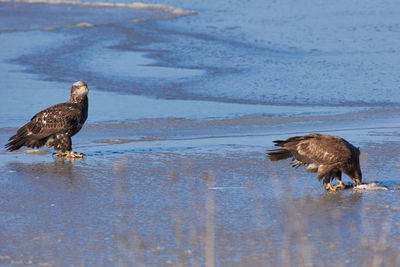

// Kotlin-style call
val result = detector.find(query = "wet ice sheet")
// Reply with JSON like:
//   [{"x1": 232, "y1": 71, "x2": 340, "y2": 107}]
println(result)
[
  {"x1": 0, "y1": 73, "x2": 367, "y2": 129},
  {"x1": 3, "y1": 0, "x2": 400, "y2": 106},
  {"x1": 0, "y1": 10, "x2": 361, "y2": 128},
  {"x1": 0, "y1": 29, "x2": 366, "y2": 128},
  {"x1": 2, "y1": 94, "x2": 400, "y2": 266},
  {"x1": 131, "y1": 0, "x2": 400, "y2": 105},
  {"x1": 83, "y1": 45, "x2": 204, "y2": 79},
  {"x1": 1, "y1": 133, "x2": 400, "y2": 266},
  {"x1": 2, "y1": 0, "x2": 400, "y2": 266},
  {"x1": 87, "y1": 90, "x2": 368, "y2": 124}
]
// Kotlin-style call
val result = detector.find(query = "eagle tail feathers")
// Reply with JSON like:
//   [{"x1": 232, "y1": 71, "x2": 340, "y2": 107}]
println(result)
[
  {"x1": 266, "y1": 149, "x2": 292, "y2": 161},
  {"x1": 272, "y1": 140, "x2": 286, "y2": 147},
  {"x1": 5, "y1": 125, "x2": 46, "y2": 151},
  {"x1": 5, "y1": 135, "x2": 26, "y2": 151}
]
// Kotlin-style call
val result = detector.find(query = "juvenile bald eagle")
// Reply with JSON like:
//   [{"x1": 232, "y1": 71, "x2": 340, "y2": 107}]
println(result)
[
  {"x1": 267, "y1": 134, "x2": 362, "y2": 191},
  {"x1": 5, "y1": 81, "x2": 89, "y2": 158}
]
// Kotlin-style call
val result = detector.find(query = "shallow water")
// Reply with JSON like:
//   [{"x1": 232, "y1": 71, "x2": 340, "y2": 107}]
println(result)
[{"x1": 1, "y1": 0, "x2": 400, "y2": 266}]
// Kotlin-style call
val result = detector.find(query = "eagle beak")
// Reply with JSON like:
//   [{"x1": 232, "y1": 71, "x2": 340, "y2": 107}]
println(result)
[{"x1": 81, "y1": 86, "x2": 88, "y2": 94}]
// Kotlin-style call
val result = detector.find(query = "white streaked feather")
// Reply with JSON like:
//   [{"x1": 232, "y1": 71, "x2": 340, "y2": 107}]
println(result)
[{"x1": 306, "y1": 163, "x2": 318, "y2": 170}]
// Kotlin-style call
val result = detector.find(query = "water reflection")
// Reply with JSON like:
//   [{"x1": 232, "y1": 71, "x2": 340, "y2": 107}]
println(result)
[{"x1": 7, "y1": 158, "x2": 84, "y2": 181}]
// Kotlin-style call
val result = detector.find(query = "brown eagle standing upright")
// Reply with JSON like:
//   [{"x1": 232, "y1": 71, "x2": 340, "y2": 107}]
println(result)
[
  {"x1": 5, "y1": 81, "x2": 89, "y2": 158},
  {"x1": 266, "y1": 134, "x2": 362, "y2": 191}
]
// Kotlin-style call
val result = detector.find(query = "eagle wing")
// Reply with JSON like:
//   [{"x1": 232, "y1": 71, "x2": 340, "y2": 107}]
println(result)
[
  {"x1": 294, "y1": 134, "x2": 352, "y2": 165},
  {"x1": 5, "y1": 103, "x2": 83, "y2": 151},
  {"x1": 27, "y1": 103, "x2": 82, "y2": 138}
]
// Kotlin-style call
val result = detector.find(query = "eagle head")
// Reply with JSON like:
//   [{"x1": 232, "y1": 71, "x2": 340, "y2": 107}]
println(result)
[{"x1": 71, "y1": 81, "x2": 88, "y2": 97}]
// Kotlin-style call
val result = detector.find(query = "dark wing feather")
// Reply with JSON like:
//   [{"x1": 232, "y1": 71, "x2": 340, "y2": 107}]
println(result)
[
  {"x1": 268, "y1": 134, "x2": 317, "y2": 163},
  {"x1": 29, "y1": 103, "x2": 82, "y2": 137},
  {"x1": 267, "y1": 149, "x2": 292, "y2": 161},
  {"x1": 5, "y1": 103, "x2": 82, "y2": 151},
  {"x1": 273, "y1": 134, "x2": 315, "y2": 147},
  {"x1": 295, "y1": 135, "x2": 352, "y2": 165},
  {"x1": 267, "y1": 134, "x2": 352, "y2": 166}
]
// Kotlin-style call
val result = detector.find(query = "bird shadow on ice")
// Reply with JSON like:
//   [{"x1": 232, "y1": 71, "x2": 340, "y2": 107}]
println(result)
[{"x1": 5, "y1": 159, "x2": 88, "y2": 182}]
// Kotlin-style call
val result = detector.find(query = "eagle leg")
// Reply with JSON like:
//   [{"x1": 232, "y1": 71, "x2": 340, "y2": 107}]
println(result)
[{"x1": 55, "y1": 151, "x2": 84, "y2": 159}]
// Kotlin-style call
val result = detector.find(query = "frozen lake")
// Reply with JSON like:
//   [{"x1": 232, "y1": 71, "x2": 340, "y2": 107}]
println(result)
[{"x1": 1, "y1": 0, "x2": 400, "y2": 265}]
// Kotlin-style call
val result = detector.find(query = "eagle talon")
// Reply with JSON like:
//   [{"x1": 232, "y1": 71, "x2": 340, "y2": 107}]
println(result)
[
  {"x1": 55, "y1": 151, "x2": 84, "y2": 159},
  {"x1": 325, "y1": 183, "x2": 337, "y2": 192},
  {"x1": 55, "y1": 152, "x2": 67, "y2": 157},
  {"x1": 333, "y1": 181, "x2": 345, "y2": 191},
  {"x1": 325, "y1": 181, "x2": 346, "y2": 192},
  {"x1": 70, "y1": 151, "x2": 84, "y2": 158}
]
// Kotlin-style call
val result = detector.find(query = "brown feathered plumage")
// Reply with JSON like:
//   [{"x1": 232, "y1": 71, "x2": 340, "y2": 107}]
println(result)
[
  {"x1": 267, "y1": 134, "x2": 362, "y2": 191},
  {"x1": 5, "y1": 81, "x2": 88, "y2": 157}
]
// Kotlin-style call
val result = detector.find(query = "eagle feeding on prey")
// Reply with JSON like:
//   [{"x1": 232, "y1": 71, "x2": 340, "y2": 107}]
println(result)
[
  {"x1": 5, "y1": 81, "x2": 89, "y2": 158},
  {"x1": 267, "y1": 134, "x2": 362, "y2": 191}
]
